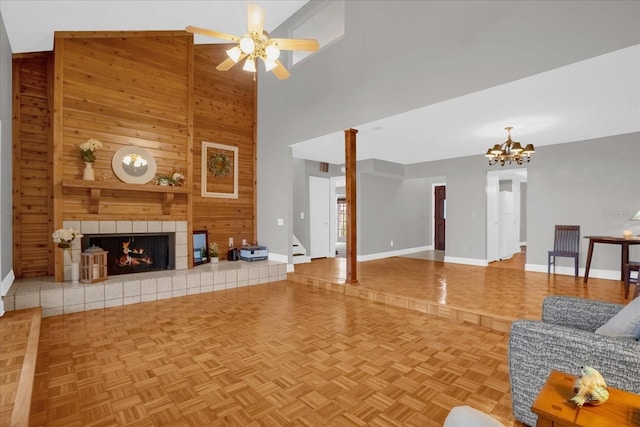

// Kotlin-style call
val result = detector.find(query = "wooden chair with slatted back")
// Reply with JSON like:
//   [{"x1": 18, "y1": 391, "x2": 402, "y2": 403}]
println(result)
[
  {"x1": 623, "y1": 261, "x2": 640, "y2": 299},
  {"x1": 547, "y1": 225, "x2": 580, "y2": 277}
]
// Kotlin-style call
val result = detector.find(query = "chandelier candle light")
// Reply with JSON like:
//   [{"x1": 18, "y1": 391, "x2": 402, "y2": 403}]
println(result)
[{"x1": 485, "y1": 127, "x2": 535, "y2": 166}]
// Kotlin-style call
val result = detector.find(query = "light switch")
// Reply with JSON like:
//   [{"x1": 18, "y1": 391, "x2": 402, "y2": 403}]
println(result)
[
  {"x1": 277, "y1": 218, "x2": 284, "y2": 226},
  {"x1": 300, "y1": 212, "x2": 304, "y2": 219}
]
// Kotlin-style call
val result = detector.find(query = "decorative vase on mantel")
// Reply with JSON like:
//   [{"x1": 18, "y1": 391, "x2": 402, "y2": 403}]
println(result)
[{"x1": 83, "y1": 162, "x2": 95, "y2": 181}]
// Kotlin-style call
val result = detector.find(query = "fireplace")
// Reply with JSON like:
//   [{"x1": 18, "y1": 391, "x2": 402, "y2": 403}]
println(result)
[{"x1": 82, "y1": 233, "x2": 175, "y2": 276}]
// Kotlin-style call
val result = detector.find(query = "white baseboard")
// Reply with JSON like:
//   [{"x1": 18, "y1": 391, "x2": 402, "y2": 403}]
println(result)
[
  {"x1": 1, "y1": 269, "x2": 14, "y2": 296},
  {"x1": 357, "y1": 246, "x2": 432, "y2": 262},
  {"x1": 444, "y1": 256, "x2": 489, "y2": 267},
  {"x1": 292, "y1": 255, "x2": 311, "y2": 264},
  {"x1": 525, "y1": 263, "x2": 621, "y2": 280},
  {"x1": 268, "y1": 252, "x2": 297, "y2": 273},
  {"x1": 1, "y1": 269, "x2": 15, "y2": 317},
  {"x1": 268, "y1": 252, "x2": 288, "y2": 264}
]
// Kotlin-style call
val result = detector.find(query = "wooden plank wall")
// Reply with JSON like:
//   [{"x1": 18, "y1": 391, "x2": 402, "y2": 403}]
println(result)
[
  {"x1": 11, "y1": 31, "x2": 257, "y2": 279},
  {"x1": 12, "y1": 53, "x2": 54, "y2": 278},
  {"x1": 54, "y1": 31, "x2": 192, "y2": 221},
  {"x1": 192, "y1": 45, "x2": 256, "y2": 258}
]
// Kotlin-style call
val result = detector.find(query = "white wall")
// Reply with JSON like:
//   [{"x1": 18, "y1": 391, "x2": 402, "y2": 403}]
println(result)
[
  {"x1": 257, "y1": 1, "x2": 640, "y2": 264},
  {"x1": 0, "y1": 12, "x2": 14, "y2": 315},
  {"x1": 527, "y1": 134, "x2": 640, "y2": 274}
]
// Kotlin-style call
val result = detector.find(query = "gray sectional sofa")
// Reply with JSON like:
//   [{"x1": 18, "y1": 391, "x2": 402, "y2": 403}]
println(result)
[{"x1": 508, "y1": 296, "x2": 640, "y2": 426}]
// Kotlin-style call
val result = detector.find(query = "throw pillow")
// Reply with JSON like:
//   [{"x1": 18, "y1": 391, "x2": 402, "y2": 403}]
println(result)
[
  {"x1": 443, "y1": 406, "x2": 505, "y2": 427},
  {"x1": 595, "y1": 296, "x2": 640, "y2": 339}
]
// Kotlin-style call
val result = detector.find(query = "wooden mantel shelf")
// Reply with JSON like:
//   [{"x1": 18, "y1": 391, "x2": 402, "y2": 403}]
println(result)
[{"x1": 62, "y1": 179, "x2": 189, "y2": 215}]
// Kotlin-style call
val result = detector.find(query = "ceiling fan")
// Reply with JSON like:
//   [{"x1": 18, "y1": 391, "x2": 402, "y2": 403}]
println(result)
[{"x1": 186, "y1": 3, "x2": 319, "y2": 80}]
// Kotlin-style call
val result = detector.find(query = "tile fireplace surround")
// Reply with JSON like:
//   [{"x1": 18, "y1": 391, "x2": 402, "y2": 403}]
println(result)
[
  {"x1": 5, "y1": 220, "x2": 287, "y2": 317},
  {"x1": 64, "y1": 220, "x2": 189, "y2": 278}
]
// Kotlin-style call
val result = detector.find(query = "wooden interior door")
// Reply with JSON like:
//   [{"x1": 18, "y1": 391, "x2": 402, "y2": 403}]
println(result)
[{"x1": 434, "y1": 185, "x2": 446, "y2": 250}]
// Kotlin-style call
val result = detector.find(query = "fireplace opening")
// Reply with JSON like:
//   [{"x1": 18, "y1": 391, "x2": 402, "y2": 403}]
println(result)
[{"x1": 82, "y1": 233, "x2": 175, "y2": 276}]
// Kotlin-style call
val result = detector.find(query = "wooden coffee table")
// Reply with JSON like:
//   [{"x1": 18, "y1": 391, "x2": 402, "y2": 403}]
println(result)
[{"x1": 531, "y1": 370, "x2": 640, "y2": 426}]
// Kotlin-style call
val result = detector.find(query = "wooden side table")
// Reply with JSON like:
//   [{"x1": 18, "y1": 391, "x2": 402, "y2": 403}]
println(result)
[{"x1": 531, "y1": 370, "x2": 640, "y2": 426}]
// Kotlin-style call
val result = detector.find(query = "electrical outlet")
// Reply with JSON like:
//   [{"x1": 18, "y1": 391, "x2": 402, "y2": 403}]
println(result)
[
  {"x1": 229, "y1": 237, "x2": 233, "y2": 246},
  {"x1": 242, "y1": 239, "x2": 247, "y2": 246},
  {"x1": 390, "y1": 240, "x2": 394, "y2": 247}
]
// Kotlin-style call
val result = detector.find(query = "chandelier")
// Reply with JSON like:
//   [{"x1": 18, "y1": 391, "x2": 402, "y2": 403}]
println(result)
[{"x1": 485, "y1": 127, "x2": 535, "y2": 166}]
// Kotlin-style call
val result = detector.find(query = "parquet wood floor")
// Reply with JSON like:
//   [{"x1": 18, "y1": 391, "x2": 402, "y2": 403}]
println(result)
[
  {"x1": 291, "y1": 256, "x2": 630, "y2": 326},
  {"x1": 487, "y1": 252, "x2": 525, "y2": 270},
  {"x1": 23, "y1": 257, "x2": 633, "y2": 426},
  {"x1": 29, "y1": 281, "x2": 520, "y2": 427}
]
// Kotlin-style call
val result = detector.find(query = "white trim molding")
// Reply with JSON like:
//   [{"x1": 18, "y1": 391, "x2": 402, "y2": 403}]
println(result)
[
  {"x1": 357, "y1": 246, "x2": 433, "y2": 262},
  {"x1": 445, "y1": 256, "x2": 489, "y2": 267},
  {"x1": 1, "y1": 269, "x2": 15, "y2": 317},
  {"x1": 525, "y1": 263, "x2": 621, "y2": 280}
]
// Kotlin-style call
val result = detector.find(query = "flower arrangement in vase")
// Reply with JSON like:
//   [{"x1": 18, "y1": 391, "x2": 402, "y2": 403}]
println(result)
[
  {"x1": 209, "y1": 242, "x2": 219, "y2": 263},
  {"x1": 52, "y1": 227, "x2": 83, "y2": 283},
  {"x1": 52, "y1": 227, "x2": 83, "y2": 261},
  {"x1": 79, "y1": 138, "x2": 103, "y2": 180}
]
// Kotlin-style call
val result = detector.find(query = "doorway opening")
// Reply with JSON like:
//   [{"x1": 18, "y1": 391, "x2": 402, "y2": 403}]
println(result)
[{"x1": 486, "y1": 168, "x2": 528, "y2": 268}]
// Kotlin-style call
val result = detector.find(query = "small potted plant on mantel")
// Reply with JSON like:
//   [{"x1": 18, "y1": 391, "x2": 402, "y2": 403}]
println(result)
[
  {"x1": 155, "y1": 174, "x2": 173, "y2": 186},
  {"x1": 209, "y1": 242, "x2": 219, "y2": 263}
]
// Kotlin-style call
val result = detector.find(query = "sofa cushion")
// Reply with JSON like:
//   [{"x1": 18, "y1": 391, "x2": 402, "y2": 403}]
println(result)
[{"x1": 595, "y1": 297, "x2": 640, "y2": 339}]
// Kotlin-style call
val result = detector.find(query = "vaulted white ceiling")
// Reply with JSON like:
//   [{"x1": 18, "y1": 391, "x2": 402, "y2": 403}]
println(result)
[
  {"x1": 0, "y1": 1, "x2": 308, "y2": 53},
  {"x1": 2, "y1": 1, "x2": 638, "y2": 166}
]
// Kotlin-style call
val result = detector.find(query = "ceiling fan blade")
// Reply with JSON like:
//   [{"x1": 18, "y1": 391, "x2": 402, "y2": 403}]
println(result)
[
  {"x1": 247, "y1": 3, "x2": 266, "y2": 35},
  {"x1": 270, "y1": 38, "x2": 319, "y2": 52},
  {"x1": 186, "y1": 26, "x2": 239, "y2": 42},
  {"x1": 216, "y1": 57, "x2": 237, "y2": 71},
  {"x1": 272, "y1": 60, "x2": 291, "y2": 80}
]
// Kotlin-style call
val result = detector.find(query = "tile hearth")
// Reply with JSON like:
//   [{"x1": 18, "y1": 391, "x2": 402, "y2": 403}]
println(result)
[{"x1": 4, "y1": 260, "x2": 287, "y2": 317}]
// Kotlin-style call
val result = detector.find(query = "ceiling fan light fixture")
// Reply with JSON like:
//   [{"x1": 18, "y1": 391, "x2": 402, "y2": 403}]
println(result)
[
  {"x1": 265, "y1": 45, "x2": 280, "y2": 61},
  {"x1": 239, "y1": 36, "x2": 255, "y2": 54},
  {"x1": 187, "y1": 3, "x2": 318, "y2": 80},
  {"x1": 242, "y1": 58, "x2": 256, "y2": 72},
  {"x1": 226, "y1": 46, "x2": 242, "y2": 62},
  {"x1": 263, "y1": 59, "x2": 278, "y2": 71}
]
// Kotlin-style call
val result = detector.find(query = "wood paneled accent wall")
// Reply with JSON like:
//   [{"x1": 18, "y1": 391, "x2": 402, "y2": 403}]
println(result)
[
  {"x1": 12, "y1": 53, "x2": 54, "y2": 278},
  {"x1": 192, "y1": 45, "x2": 256, "y2": 256},
  {"x1": 12, "y1": 31, "x2": 257, "y2": 281},
  {"x1": 53, "y1": 31, "x2": 192, "y2": 222}
]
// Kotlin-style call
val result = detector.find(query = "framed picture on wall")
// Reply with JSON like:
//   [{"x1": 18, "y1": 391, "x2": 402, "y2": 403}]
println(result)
[
  {"x1": 193, "y1": 230, "x2": 209, "y2": 265},
  {"x1": 201, "y1": 141, "x2": 238, "y2": 198}
]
